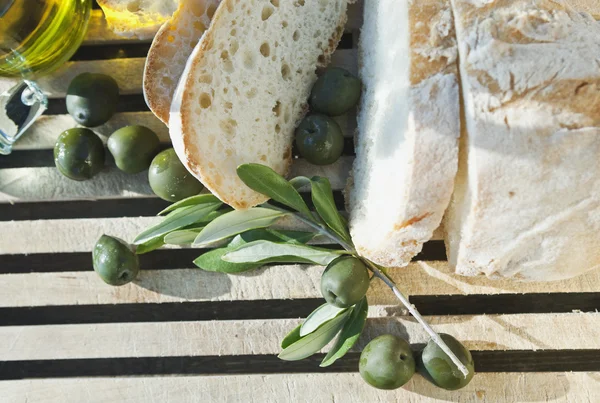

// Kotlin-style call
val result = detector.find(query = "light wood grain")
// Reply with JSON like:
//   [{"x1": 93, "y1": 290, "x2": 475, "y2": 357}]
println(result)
[
  {"x1": 12, "y1": 112, "x2": 356, "y2": 151},
  {"x1": 1, "y1": 313, "x2": 598, "y2": 361},
  {"x1": 2, "y1": 262, "x2": 599, "y2": 307},
  {"x1": 4, "y1": 372, "x2": 599, "y2": 403},
  {"x1": 0, "y1": 157, "x2": 353, "y2": 202},
  {"x1": 0, "y1": 49, "x2": 357, "y2": 98}
]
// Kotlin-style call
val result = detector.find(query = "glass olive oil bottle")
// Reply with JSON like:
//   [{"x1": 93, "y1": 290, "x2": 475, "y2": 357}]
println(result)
[{"x1": 0, "y1": 0, "x2": 91, "y2": 78}]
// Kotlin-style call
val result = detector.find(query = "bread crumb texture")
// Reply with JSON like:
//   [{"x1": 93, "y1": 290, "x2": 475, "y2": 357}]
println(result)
[
  {"x1": 177, "y1": 0, "x2": 349, "y2": 209},
  {"x1": 445, "y1": 0, "x2": 600, "y2": 281}
]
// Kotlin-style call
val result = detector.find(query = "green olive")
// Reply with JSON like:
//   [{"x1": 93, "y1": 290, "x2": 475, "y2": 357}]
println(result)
[
  {"x1": 148, "y1": 148, "x2": 204, "y2": 202},
  {"x1": 107, "y1": 125, "x2": 160, "y2": 174},
  {"x1": 320, "y1": 256, "x2": 370, "y2": 308},
  {"x1": 309, "y1": 67, "x2": 361, "y2": 116},
  {"x1": 54, "y1": 128, "x2": 105, "y2": 181},
  {"x1": 92, "y1": 235, "x2": 139, "y2": 286},
  {"x1": 66, "y1": 73, "x2": 119, "y2": 127},
  {"x1": 420, "y1": 333, "x2": 475, "y2": 390},
  {"x1": 359, "y1": 334, "x2": 416, "y2": 390},
  {"x1": 295, "y1": 114, "x2": 344, "y2": 166}
]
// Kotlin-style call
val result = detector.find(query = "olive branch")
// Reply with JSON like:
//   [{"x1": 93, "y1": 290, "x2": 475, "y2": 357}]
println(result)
[{"x1": 133, "y1": 163, "x2": 469, "y2": 376}]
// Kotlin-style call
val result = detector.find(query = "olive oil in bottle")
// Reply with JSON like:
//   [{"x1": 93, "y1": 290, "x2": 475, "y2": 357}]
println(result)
[{"x1": 0, "y1": 0, "x2": 91, "y2": 78}]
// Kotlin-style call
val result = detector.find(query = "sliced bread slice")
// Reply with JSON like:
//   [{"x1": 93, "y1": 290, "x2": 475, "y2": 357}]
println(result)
[
  {"x1": 347, "y1": 0, "x2": 460, "y2": 268},
  {"x1": 143, "y1": 0, "x2": 220, "y2": 124},
  {"x1": 170, "y1": 0, "x2": 350, "y2": 210},
  {"x1": 97, "y1": 0, "x2": 179, "y2": 39},
  {"x1": 445, "y1": 0, "x2": 600, "y2": 281}
]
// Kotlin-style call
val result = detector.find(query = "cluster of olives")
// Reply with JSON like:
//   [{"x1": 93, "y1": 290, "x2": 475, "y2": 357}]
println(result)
[
  {"x1": 295, "y1": 68, "x2": 361, "y2": 166},
  {"x1": 320, "y1": 256, "x2": 474, "y2": 391},
  {"x1": 360, "y1": 333, "x2": 474, "y2": 391},
  {"x1": 54, "y1": 73, "x2": 203, "y2": 202}
]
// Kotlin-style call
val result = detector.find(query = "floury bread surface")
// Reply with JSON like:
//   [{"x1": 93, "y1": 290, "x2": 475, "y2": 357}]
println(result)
[
  {"x1": 445, "y1": 0, "x2": 600, "y2": 281},
  {"x1": 348, "y1": 0, "x2": 460, "y2": 268}
]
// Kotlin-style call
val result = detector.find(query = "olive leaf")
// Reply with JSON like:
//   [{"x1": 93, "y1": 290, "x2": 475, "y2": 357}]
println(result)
[
  {"x1": 237, "y1": 164, "x2": 311, "y2": 216},
  {"x1": 193, "y1": 247, "x2": 262, "y2": 274},
  {"x1": 193, "y1": 229, "x2": 319, "y2": 274},
  {"x1": 310, "y1": 176, "x2": 351, "y2": 243},
  {"x1": 266, "y1": 229, "x2": 317, "y2": 244},
  {"x1": 134, "y1": 202, "x2": 222, "y2": 245},
  {"x1": 320, "y1": 297, "x2": 369, "y2": 367},
  {"x1": 289, "y1": 176, "x2": 311, "y2": 191},
  {"x1": 222, "y1": 240, "x2": 345, "y2": 266},
  {"x1": 158, "y1": 194, "x2": 221, "y2": 216},
  {"x1": 300, "y1": 303, "x2": 348, "y2": 337},
  {"x1": 135, "y1": 236, "x2": 165, "y2": 255},
  {"x1": 281, "y1": 324, "x2": 302, "y2": 349},
  {"x1": 193, "y1": 208, "x2": 286, "y2": 247},
  {"x1": 163, "y1": 228, "x2": 203, "y2": 245},
  {"x1": 278, "y1": 309, "x2": 351, "y2": 361}
]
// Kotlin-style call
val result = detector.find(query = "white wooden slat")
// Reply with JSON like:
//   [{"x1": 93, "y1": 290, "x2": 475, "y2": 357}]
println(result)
[
  {"x1": 4, "y1": 373, "x2": 599, "y2": 403},
  {"x1": 0, "y1": 49, "x2": 357, "y2": 98},
  {"x1": 12, "y1": 111, "x2": 355, "y2": 151},
  {"x1": 2, "y1": 262, "x2": 600, "y2": 308},
  {"x1": 83, "y1": 1, "x2": 363, "y2": 46},
  {"x1": 1, "y1": 313, "x2": 598, "y2": 361},
  {"x1": 0, "y1": 156, "x2": 352, "y2": 202}
]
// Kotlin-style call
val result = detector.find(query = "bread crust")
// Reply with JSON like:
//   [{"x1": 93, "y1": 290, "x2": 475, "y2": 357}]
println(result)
[
  {"x1": 172, "y1": 0, "x2": 350, "y2": 210},
  {"x1": 445, "y1": 0, "x2": 600, "y2": 281},
  {"x1": 144, "y1": 0, "x2": 219, "y2": 124}
]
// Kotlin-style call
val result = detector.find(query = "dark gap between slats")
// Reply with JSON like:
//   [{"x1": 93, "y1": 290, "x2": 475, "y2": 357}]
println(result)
[
  {"x1": 1, "y1": 293, "x2": 598, "y2": 326},
  {"x1": 0, "y1": 137, "x2": 355, "y2": 169},
  {"x1": 0, "y1": 241, "x2": 446, "y2": 274},
  {"x1": 0, "y1": 192, "x2": 346, "y2": 221},
  {"x1": 1, "y1": 350, "x2": 599, "y2": 380}
]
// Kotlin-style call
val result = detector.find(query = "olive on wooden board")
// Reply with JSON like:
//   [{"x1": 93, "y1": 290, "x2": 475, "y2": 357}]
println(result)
[
  {"x1": 66, "y1": 73, "x2": 119, "y2": 127},
  {"x1": 148, "y1": 148, "x2": 204, "y2": 202},
  {"x1": 54, "y1": 128, "x2": 105, "y2": 181},
  {"x1": 92, "y1": 235, "x2": 140, "y2": 286},
  {"x1": 107, "y1": 125, "x2": 160, "y2": 173}
]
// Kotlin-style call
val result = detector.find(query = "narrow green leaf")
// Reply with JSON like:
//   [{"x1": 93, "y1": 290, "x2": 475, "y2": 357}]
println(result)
[
  {"x1": 158, "y1": 194, "x2": 221, "y2": 215},
  {"x1": 222, "y1": 240, "x2": 344, "y2": 266},
  {"x1": 134, "y1": 236, "x2": 165, "y2": 255},
  {"x1": 237, "y1": 164, "x2": 311, "y2": 216},
  {"x1": 281, "y1": 325, "x2": 302, "y2": 349},
  {"x1": 289, "y1": 176, "x2": 311, "y2": 191},
  {"x1": 133, "y1": 202, "x2": 222, "y2": 245},
  {"x1": 310, "y1": 177, "x2": 351, "y2": 242},
  {"x1": 300, "y1": 303, "x2": 348, "y2": 337},
  {"x1": 320, "y1": 297, "x2": 369, "y2": 367},
  {"x1": 193, "y1": 247, "x2": 261, "y2": 274},
  {"x1": 278, "y1": 310, "x2": 351, "y2": 361},
  {"x1": 266, "y1": 229, "x2": 317, "y2": 244},
  {"x1": 163, "y1": 228, "x2": 203, "y2": 245},
  {"x1": 193, "y1": 208, "x2": 285, "y2": 247}
]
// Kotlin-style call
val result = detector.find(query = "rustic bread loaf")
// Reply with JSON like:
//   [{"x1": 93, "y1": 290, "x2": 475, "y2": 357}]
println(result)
[
  {"x1": 143, "y1": 0, "x2": 220, "y2": 124},
  {"x1": 170, "y1": 0, "x2": 350, "y2": 209},
  {"x1": 445, "y1": 0, "x2": 600, "y2": 281},
  {"x1": 567, "y1": 0, "x2": 600, "y2": 18},
  {"x1": 347, "y1": 0, "x2": 460, "y2": 268},
  {"x1": 97, "y1": 0, "x2": 179, "y2": 39}
]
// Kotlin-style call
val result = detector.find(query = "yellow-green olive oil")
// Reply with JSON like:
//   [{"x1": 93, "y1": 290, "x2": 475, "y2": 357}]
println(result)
[{"x1": 0, "y1": 0, "x2": 91, "y2": 78}]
